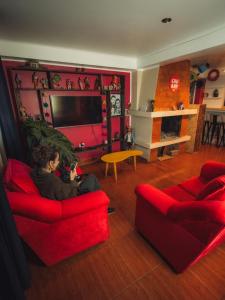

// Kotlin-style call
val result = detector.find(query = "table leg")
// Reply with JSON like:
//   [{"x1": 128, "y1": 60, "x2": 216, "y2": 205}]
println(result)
[
  {"x1": 105, "y1": 163, "x2": 109, "y2": 177},
  {"x1": 133, "y1": 156, "x2": 137, "y2": 171},
  {"x1": 113, "y1": 162, "x2": 117, "y2": 182}
]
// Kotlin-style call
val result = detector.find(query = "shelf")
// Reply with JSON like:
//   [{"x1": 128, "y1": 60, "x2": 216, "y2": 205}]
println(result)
[
  {"x1": 130, "y1": 109, "x2": 197, "y2": 118},
  {"x1": 16, "y1": 88, "x2": 100, "y2": 92},
  {"x1": 74, "y1": 144, "x2": 107, "y2": 153},
  {"x1": 204, "y1": 97, "x2": 223, "y2": 100},
  {"x1": 150, "y1": 135, "x2": 191, "y2": 149}
]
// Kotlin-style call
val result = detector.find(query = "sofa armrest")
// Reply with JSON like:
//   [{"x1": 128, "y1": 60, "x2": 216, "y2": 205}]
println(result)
[
  {"x1": 200, "y1": 160, "x2": 225, "y2": 181},
  {"x1": 135, "y1": 184, "x2": 177, "y2": 215},
  {"x1": 61, "y1": 190, "x2": 110, "y2": 219},
  {"x1": 6, "y1": 191, "x2": 62, "y2": 223},
  {"x1": 168, "y1": 201, "x2": 225, "y2": 225}
]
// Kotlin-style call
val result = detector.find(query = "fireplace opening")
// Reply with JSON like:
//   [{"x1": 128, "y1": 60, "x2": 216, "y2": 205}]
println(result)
[{"x1": 161, "y1": 116, "x2": 182, "y2": 141}]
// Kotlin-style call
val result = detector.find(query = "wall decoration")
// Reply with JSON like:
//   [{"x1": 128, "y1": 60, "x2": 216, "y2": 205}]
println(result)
[
  {"x1": 111, "y1": 75, "x2": 120, "y2": 90},
  {"x1": 78, "y1": 77, "x2": 84, "y2": 90},
  {"x1": 66, "y1": 79, "x2": 73, "y2": 90},
  {"x1": 110, "y1": 94, "x2": 121, "y2": 116},
  {"x1": 52, "y1": 73, "x2": 61, "y2": 88},
  {"x1": 84, "y1": 77, "x2": 90, "y2": 90},
  {"x1": 169, "y1": 76, "x2": 180, "y2": 92},
  {"x1": 207, "y1": 69, "x2": 220, "y2": 81},
  {"x1": 32, "y1": 72, "x2": 39, "y2": 89},
  {"x1": 94, "y1": 77, "x2": 101, "y2": 90},
  {"x1": 40, "y1": 78, "x2": 48, "y2": 89},
  {"x1": 213, "y1": 89, "x2": 219, "y2": 97},
  {"x1": 15, "y1": 73, "x2": 22, "y2": 88}
]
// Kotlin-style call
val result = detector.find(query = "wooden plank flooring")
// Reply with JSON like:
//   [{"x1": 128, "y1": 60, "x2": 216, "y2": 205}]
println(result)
[{"x1": 25, "y1": 145, "x2": 225, "y2": 300}]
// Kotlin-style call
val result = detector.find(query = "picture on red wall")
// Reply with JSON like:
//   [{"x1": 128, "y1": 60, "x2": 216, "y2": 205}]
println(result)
[{"x1": 110, "y1": 94, "x2": 121, "y2": 116}]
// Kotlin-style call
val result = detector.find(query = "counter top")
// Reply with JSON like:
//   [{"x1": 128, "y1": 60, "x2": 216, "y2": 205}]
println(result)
[{"x1": 206, "y1": 107, "x2": 225, "y2": 112}]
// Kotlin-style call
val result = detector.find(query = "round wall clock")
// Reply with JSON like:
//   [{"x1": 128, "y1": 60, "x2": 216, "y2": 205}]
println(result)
[{"x1": 207, "y1": 69, "x2": 220, "y2": 81}]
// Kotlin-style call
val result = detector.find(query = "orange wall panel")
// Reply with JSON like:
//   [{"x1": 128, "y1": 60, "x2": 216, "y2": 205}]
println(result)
[
  {"x1": 152, "y1": 118, "x2": 162, "y2": 142},
  {"x1": 154, "y1": 60, "x2": 190, "y2": 111}
]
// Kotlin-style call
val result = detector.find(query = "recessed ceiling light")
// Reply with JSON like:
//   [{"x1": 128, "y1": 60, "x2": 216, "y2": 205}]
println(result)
[{"x1": 161, "y1": 17, "x2": 172, "y2": 23}]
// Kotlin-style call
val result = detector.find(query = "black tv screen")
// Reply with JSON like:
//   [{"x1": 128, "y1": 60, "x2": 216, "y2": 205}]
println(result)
[{"x1": 50, "y1": 96, "x2": 102, "y2": 127}]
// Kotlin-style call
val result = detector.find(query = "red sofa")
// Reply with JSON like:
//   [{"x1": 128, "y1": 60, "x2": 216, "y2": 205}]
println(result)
[
  {"x1": 135, "y1": 160, "x2": 225, "y2": 273},
  {"x1": 3, "y1": 159, "x2": 110, "y2": 266}
]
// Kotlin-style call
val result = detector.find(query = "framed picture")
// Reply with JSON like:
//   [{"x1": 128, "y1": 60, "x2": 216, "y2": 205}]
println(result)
[{"x1": 110, "y1": 94, "x2": 121, "y2": 116}]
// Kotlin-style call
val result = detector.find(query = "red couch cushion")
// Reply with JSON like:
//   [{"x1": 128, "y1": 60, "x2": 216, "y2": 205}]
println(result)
[
  {"x1": 178, "y1": 176, "x2": 207, "y2": 197},
  {"x1": 197, "y1": 175, "x2": 225, "y2": 200},
  {"x1": 163, "y1": 185, "x2": 195, "y2": 202}
]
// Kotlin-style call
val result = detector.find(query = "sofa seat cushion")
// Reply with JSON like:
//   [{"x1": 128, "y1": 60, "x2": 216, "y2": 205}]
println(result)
[
  {"x1": 178, "y1": 176, "x2": 207, "y2": 197},
  {"x1": 197, "y1": 175, "x2": 225, "y2": 200},
  {"x1": 163, "y1": 185, "x2": 195, "y2": 202}
]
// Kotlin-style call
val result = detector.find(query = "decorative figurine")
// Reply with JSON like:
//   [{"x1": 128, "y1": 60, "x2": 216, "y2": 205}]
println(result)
[
  {"x1": 19, "y1": 103, "x2": 28, "y2": 121},
  {"x1": 213, "y1": 89, "x2": 219, "y2": 97},
  {"x1": 52, "y1": 73, "x2": 61, "y2": 88},
  {"x1": 177, "y1": 101, "x2": 184, "y2": 110},
  {"x1": 15, "y1": 73, "x2": 22, "y2": 88},
  {"x1": 32, "y1": 72, "x2": 39, "y2": 89},
  {"x1": 66, "y1": 79, "x2": 73, "y2": 90},
  {"x1": 149, "y1": 99, "x2": 155, "y2": 112},
  {"x1": 84, "y1": 77, "x2": 90, "y2": 90},
  {"x1": 79, "y1": 141, "x2": 85, "y2": 150},
  {"x1": 40, "y1": 78, "x2": 48, "y2": 89},
  {"x1": 78, "y1": 77, "x2": 84, "y2": 90},
  {"x1": 94, "y1": 77, "x2": 101, "y2": 90},
  {"x1": 124, "y1": 126, "x2": 135, "y2": 150},
  {"x1": 111, "y1": 75, "x2": 119, "y2": 90}
]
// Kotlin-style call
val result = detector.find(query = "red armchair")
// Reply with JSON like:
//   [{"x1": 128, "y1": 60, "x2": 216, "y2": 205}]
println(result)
[
  {"x1": 3, "y1": 159, "x2": 110, "y2": 266},
  {"x1": 135, "y1": 160, "x2": 225, "y2": 273}
]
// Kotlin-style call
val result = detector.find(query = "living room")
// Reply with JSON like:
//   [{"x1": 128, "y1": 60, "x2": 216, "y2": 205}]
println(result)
[{"x1": 0, "y1": 1, "x2": 225, "y2": 299}]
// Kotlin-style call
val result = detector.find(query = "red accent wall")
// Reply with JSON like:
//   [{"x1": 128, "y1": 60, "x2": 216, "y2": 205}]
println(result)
[{"x1": 2, "y1": 61, "x2": 130, "y2": 159}]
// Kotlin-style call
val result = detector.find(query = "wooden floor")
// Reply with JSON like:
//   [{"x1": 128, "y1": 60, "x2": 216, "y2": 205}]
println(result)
[{"x1": 26, "y1": 145, "x2": 225, "y2": 300}]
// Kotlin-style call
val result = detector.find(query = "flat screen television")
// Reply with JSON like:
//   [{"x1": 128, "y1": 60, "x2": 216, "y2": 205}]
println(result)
[{"x1": 50, "y1": 95, "x2": 102, "y2": 127}]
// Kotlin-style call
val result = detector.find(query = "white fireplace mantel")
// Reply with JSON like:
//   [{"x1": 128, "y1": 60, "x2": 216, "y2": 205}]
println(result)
[
  {"x1": 131, "y1": 108, "x2": 198, "y2": 161},
  {"x1": 130, "y1": 109, "x2": 197, "y2": 118}
]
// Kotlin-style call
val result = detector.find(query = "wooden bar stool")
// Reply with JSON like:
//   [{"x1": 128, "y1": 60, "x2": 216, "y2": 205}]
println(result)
[
  {"x1": 218, "y1": 114, "x2": 225, "y2": 147},
  {"x1": 202, "y1": 112, "x2": 211, "y2": 144}
]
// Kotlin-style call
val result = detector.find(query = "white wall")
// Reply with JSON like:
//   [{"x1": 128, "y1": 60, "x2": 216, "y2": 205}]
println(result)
[
  {"x1": 0, "y1": 39, "x2": 137, "y2": 70},
  {"x1": 131, "y1": 66, "x2": 159, "y2": 111},
  {"x1": 203, "y1": 69, "x2": 225, "y2": 108}
]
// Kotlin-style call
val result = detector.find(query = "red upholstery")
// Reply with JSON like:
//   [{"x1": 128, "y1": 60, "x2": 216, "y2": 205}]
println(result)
[
  {"x1": 135, "y1": 160, "x2": 225, "y2": 273},
  {"x1": 197, "y1": 175, "x2": 225, "y2": 200},
  {"x1": 3, "y1": 159, "x2": 110, "y2": 265}
]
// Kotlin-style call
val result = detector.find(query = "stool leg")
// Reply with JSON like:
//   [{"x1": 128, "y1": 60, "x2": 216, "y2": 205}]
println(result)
[
  {"x1": 113, "y1": 162, "x2": 117, "y2": 182},
  {"x1": 133, "y1": 156, "x2": 137, "y2": 171},
  {"x1": 205, "y1": 122, "x2": 212, "y2": 144},
  {"x1": 216, "y1": 123, "x2": 222, "y2": 147},
  {"x1": 105, "y1": 163, "x2": 109, "y2": 177},
  {"x1": 202, "y1": 121, "x2": 208, "y2": 144}
]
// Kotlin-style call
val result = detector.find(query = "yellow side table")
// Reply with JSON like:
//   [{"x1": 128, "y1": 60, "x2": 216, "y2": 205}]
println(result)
[{"x1": 101, "y1": 150, "x2": 143, "y2": 182}]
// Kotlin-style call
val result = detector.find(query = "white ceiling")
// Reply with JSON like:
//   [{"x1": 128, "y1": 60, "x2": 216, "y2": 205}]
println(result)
[{"x1": 1, "y1": 0, "x2": 225, "y2": 68}]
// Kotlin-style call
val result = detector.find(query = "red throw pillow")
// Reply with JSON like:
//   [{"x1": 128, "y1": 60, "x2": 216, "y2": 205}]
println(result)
[
  {"x1": 197, "y1": 175, "x2": 225, "y2": 200},
  {"x1": 8, "y1": 176, "x2": 40, "y2": 194}
]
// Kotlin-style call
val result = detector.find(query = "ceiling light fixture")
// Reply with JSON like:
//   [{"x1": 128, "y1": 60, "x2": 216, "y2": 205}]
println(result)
[{"x1": 161, "y1": 17, "x2": 172, "y2": 23}]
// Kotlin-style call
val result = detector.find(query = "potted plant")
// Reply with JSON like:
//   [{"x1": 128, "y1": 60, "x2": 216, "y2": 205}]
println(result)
[{"x1": 21, "y1": 117, "x2": 79, "y2": 169}]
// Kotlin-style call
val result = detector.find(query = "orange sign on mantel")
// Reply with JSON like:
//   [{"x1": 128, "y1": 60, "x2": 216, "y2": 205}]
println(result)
[{"x1": 169, "y1": 76, "x2": 180, "y2": 92}]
